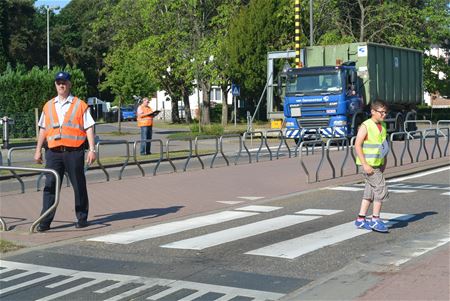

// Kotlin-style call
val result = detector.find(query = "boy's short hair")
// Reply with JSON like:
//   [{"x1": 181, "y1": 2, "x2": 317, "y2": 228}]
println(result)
[{"x1": 371, "y1": 99, "x2": 388, "y2": 110}]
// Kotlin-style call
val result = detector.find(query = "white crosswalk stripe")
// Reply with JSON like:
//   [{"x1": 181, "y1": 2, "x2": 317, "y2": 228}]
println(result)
[
  {"x1": 88, "y1": 210, "x2": 259, "y2": 244},
  {"x1": 0, "y1": 261, "x2": 284, "y2": 301},
  {"x1": 245, "y1": 213, "x2": 412, "y2": 259},
  {"x1": 161, "y1": 215, "x2": 321, "y2": 250}
]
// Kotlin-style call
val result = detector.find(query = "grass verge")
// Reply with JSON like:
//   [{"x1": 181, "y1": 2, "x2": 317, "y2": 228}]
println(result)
[{"x1": 0, "y1": 239, "x2": 23, "y2": 253}]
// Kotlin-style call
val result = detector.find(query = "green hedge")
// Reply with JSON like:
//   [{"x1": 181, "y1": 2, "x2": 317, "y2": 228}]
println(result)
[
  {"x1": 0, "y1": 65, "x2": 87, "y2": 138},
  {"x1": 416, "y1": 107, "x2": 450, "y2": 122}
]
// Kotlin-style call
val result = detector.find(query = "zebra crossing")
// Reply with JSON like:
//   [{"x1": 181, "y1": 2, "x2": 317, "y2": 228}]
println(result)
[
  {"x1": 327, "y1": 182, "x2": 450, "y2": 195},
  {"x1": 89, "y1": 205, "x2": 411, "y2": 259},
  {"x1": 0, "y1": 261, "x2": 284, "y2": 301},
  {"x1": 1, "y1": 206, "x2": 415, "y2": 301}
]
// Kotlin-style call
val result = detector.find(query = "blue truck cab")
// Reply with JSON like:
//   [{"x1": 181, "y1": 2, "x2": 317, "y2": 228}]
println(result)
[{"x1": 284, "y1": 62, "x2": 364, "y2": 141}]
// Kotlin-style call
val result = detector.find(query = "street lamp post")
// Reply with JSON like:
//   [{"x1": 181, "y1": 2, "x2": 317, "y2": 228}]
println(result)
[{"x1": 46, "y1": 5, "x2": 59, "y2": 70}]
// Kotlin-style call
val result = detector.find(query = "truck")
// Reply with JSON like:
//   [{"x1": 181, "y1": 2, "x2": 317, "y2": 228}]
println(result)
[{"x1": 279, "y1": 42, "x2": 423, "y2": 141}]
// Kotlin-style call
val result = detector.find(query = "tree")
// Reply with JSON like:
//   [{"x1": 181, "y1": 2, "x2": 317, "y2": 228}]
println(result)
[{"x1": 223, "y1": 0, "x2": 293, "y2": 119}]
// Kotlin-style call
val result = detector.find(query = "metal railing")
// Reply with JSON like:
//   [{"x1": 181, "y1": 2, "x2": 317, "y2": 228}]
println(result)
[
  {"x1": 166, "y1": 138, "x2": 194, "y2": 172},
  {"x1": 218, "y1": 134, "x2": 242, "y2": 166},
  {"x1": 242, "y1": 131, "x2": 265, "y2": 163},
  {"x1": 299, "y1": 140, "x2": 325, "y2": 183},
  {"x1": 0, "y1": 165, "x2": 60, "y2": 233},
  {"x1": 325, "y1": 138, "x2": 350, "y2": 179},
  {"x1": 194, "y1": 135, "x2": 219, "y2": 169},
  {"x1": 96, "y1": 140, "x2": 130, "y2": 181},
  {"x1": 132, "y1": 139, "x2": 163, "y2": 176}
]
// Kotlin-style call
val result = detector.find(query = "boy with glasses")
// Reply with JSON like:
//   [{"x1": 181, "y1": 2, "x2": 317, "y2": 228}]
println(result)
[{"x1": 354, "y1": 99, "x2": 390, "y2": 233}]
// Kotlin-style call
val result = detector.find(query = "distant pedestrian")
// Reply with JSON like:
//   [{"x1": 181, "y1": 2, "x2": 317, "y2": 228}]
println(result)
[
  {"x1": 354, "y1": 99, "x2": 390, "y2": 233},
  {"x1": 137, "y1": 97, "x2": 154, "y2": 155},
  {"x1": 34, "y1": 71, "x2": 96, "y2": 232}
]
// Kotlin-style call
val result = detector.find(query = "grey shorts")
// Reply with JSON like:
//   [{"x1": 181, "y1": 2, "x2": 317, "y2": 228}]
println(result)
[{"x1": 363, "y1": 168, "x2": 389, "y2": 203}]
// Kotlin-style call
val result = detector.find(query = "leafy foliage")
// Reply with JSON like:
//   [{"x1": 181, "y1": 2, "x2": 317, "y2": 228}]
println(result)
[{"x1": 0, "y1": 65, "x2": 87, "y2": 138}]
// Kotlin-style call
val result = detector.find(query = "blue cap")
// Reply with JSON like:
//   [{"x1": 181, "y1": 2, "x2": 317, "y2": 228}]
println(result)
[{"x1": 55, "y1": 71, "x2": 71, "y2": 81}]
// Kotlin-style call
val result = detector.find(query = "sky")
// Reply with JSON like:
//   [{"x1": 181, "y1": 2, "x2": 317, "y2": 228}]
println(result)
[{"x1": 34, "y1": 0, "x2": 71, "y2": 10}]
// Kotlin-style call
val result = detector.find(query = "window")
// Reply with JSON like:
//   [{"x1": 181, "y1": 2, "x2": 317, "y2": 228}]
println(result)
[{"x1": 210, "y1": 88, "x2": 222, "y2": 101}]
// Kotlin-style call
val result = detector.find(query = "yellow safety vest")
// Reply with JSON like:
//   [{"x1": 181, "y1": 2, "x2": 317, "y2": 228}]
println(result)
[{"x1": 356, "y1": 119, "x2": 387, "y2": 167}]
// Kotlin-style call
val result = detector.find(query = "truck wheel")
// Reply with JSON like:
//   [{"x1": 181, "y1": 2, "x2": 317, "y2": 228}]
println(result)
[{"x1": 294, "y1": 138, "x2": 300, "y2": 145}]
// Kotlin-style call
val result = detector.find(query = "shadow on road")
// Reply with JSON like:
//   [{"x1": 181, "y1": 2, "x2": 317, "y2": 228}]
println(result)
[{"x1": 389, "y1": 211, "x2": 437, "y2": 230}]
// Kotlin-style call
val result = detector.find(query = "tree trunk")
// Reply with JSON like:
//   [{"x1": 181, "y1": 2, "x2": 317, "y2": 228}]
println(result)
[
  {"x1": 221, "y1": 84, "x2": 229, "y2": 126},
  {"x1": 183, "y1": 88, "x2": 192, "y2": 123},
  {"x1": 171, "y1": 98, "x2": 180, "y2": 123},
  {"x1": 201, "y1": 80, "x2": 211, "y2": 125}
]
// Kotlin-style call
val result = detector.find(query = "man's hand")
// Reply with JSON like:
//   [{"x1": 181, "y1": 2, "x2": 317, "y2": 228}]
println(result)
[
  {"x1": 362, "y1": 163, "x2": 374, "y2": 175},
  {"x1": 86, "y1": 150, "x2": 96, "y2": 165},
  {"x1": 34, "y1": 149, "x2": 43, "y2": 164}
]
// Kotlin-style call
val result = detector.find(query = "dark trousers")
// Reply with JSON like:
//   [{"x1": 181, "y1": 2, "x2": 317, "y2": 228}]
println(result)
[
  {"x1": 40, "y1": 148, "x2": 89, "y2": 226},
  {"x1": 140, "y1": 126, "x2": 153, "y2": 154}
]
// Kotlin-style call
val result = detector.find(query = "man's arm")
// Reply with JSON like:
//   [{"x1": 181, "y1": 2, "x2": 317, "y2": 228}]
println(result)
[
  {"x1": 354, "y1": 124, "x2": 374, "y2": 175},
  {"x1": 34, "y1": 128, "x2": 47, "y2": 164},
  {"x1": 85, "y1": 127, "x2": 96, "y2": 165}
]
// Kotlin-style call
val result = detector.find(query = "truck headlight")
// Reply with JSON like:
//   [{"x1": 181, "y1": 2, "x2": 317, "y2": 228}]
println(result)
[
  {"x1": 285, "y1": 121, "x2": 295, "y2": 127},
  {"x1": 333, "y1": 120, "x2": 347, "y2": 126}
]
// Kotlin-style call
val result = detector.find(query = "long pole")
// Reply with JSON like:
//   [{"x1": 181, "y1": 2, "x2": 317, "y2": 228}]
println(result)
[
  {"x1": 46, "y1": 7, "x2": 50, "y2": 70},
  {"x1": 233, "y1": 96, "x2": 237, "y2": 127},
  {"x1": 310, "y1": 0, "x2": 314, "y2": 46}
]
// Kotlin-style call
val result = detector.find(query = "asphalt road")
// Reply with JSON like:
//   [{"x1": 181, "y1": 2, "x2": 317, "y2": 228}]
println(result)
[{"x1": 1, "y1": 166, "x2": 449, "y2": 300}]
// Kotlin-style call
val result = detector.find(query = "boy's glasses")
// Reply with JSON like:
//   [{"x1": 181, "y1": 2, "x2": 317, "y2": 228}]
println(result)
[{"x1": 374, "y1": 110, "x2": 387, "y2": 115}]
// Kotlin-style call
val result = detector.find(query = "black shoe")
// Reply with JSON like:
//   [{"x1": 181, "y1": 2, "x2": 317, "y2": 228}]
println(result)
[
  {"x1": 36, "y1": 224, "x2": 50, "y2": 232},
  {"x1": 75, "y1": 220, "x2": 89, "y2": 228}
]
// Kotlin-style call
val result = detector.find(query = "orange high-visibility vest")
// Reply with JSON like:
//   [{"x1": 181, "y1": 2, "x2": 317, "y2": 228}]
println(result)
[
  {"x1": 44, "y1": 97, "x2": 87, "y2": 148},
  {"x1": 137, "y1": 105, "x2": 153, "y2": 127}
]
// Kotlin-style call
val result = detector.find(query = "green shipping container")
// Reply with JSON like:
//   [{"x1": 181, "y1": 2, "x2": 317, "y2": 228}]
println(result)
[{"x1": 304, "y1": 42, "x2": 423, "y2": 107}]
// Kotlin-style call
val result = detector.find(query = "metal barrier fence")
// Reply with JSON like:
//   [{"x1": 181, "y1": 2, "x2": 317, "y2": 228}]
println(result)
[
  {"x1": 299, "y1": 140, "x2": 325, "y2": 183},
  {"x1": 218, "y1": 134, "x2": 242, "y2": 166},
  {"x1": 166, "y1": 138, "x2": 194, "y2": 172},
  {"x1": 195, "y1": 135, "x2": 219, "y2": 169},
  {"x1": 242, "y1": 131, "x2": 266, "y2": 163},
  {"x1": 96, "y1": 140, "x2": 130, "y2": 181},
  {"x1": 133, "y1": 139, "x2": 163, "y2": 176},
  {"x1": 0, "y1": 165, "x2": 61, "y2": 233},
  {"x1": 2, "y1": 123, "x2": 449, "y2": 188}
]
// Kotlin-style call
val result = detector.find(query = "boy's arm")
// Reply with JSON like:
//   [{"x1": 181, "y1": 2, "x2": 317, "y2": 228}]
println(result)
[{"x1": 354, "y1": 124, "x2": 374, "y2": 175}]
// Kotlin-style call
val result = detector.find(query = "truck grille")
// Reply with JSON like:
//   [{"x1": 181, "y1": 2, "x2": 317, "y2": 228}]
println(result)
[
  {"x1": 299, "y1": 102, "x2": 326, "y2": 108},
  {"x1": 298, "y1": 117, "x2": 330, "y2": 128}
]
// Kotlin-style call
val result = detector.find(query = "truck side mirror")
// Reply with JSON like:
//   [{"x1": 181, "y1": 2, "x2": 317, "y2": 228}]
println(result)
[{"x1": 350, "y1": 71, "x2": 357, "y2": 84}]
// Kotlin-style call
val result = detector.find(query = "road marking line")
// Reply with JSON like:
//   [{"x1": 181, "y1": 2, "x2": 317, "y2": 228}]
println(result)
[
  {"x1": 88, "y1": 211, "x2": 259, "y2": 244},
  {"x1": 103, "y1": 281, "x2": 169, "y2": 301},
  {"x1": 389, "y1": 189, "x2": 417, "y2": 193},
  {"x1": 216, "y1": 201, "x2": 244, "y2": 205},
  {"x1": 327, "y1": 187, "x2": 363, "y2": 191},
  {"x1": 46, "y1": 277, "x2": 82, "y2": 288},
  {"x1": 245, "y1": 213, "x2": 410, "y2": 259},
  {"x1": 161, "y1": 215, "x2": 320, "y2": 250},
  {"x1": 295, "y1": 209, "x2": 343, "y2": 216},
  {"x1": 388, "y1": 166, "x2": 450, "y2": 183},
  {"x1": 0, "y1": 261, "x2": 283, "y2": 301},
  {"x1": 237, "y1": 196, "x2": 265, "y2": 201},
  {"x1": 0, "y1": 274, "x2": 57, "y2": 295},
  {"x1": 441, "y1": 192, "x2": 450, "y2": 196},
  {"x1": 1, "y1": 270, "x2": 36, "y2": 281},
  {"x1": 38, "y1": 279, "x2": 105, "y2": 301},
  {"x1": 234, "y1": 205, "x2": 282, "y2": 212}
]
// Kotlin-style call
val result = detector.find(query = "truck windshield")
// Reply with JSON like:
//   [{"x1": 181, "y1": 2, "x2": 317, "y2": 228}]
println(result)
[{"x1": 286, "y1": 71, "x2": 342, "y2": 95}]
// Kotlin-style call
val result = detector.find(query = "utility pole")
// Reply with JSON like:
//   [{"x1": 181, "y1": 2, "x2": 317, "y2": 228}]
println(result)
[
  {"x1": 294, "y1": 0, "x2": 302, "y2": 67},
  {"x1": 46, "y1": 6, "x2": 59, "y2": 70}
]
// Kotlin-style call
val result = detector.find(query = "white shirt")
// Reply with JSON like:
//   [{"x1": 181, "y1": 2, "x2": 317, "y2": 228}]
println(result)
[{"x1": 38, "y1": 95, "x2": 95, "y2": 130}]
